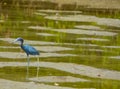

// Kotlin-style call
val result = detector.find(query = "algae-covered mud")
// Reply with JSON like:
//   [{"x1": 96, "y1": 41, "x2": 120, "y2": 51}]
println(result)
[{"x1": 0, "y1": 0, "x2": 120, "y2": 89}]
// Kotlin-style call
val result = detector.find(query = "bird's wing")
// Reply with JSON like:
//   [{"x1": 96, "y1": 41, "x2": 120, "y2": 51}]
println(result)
[{"x1": 22, "y1": 44, "x2": 39, "y2": 55}]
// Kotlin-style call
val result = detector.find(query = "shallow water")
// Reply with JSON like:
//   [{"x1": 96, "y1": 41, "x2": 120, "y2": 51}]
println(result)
[
  {"x1": 0, "y1": 62, "x2": 120, "y2": 80},
  {"x1": 36, "y1": 33, "x2": 56, "y2": 36},
  {"x1": 0, "y1": 2, "x2": 120, "y2": 89},
  {"x1": 0, "y1": 52, "x2": 76, "y2": 59}
]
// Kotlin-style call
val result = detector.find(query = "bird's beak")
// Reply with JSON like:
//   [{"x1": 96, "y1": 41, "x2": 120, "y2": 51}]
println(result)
[
  {"x1": 14, "y1": 39, "x2": 17, "y2": 42},
  {"x1": 13, "y1": 39, "x2": 18, "y2": 44}
]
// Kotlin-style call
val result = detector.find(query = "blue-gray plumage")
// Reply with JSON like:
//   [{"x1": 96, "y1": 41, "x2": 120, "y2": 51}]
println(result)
[
  {"x1": 21, "y1": 44, "x2": 39, "y2": 56},
  {"x1": 14, "y1": 37, "x2": 40, "y2": 78}
]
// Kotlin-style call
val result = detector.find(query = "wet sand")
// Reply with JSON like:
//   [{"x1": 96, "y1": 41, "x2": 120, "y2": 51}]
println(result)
[
  {"x1": 77, "y1": 38, "x2": 109, "y2": 42},
  {"x1": 45, "y1": 15, "x2": 120, "y2": 27},
  {"x1": 74, "y1": 25, "x2": 102, "y2": 30},
  {"x1": 0, "y1": 79, "x2": 96, "y2": 89},
  {"x1": 0, "y1": 79, "x2": 76, "y2": 89},
  {"x1": 29, "y1": 76, "x2": 89, "y2": 82},
  {"x1": 52, "y1": 29, "x2": 117, "y2": 36}
]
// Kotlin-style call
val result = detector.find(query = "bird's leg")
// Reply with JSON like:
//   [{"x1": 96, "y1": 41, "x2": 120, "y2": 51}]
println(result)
[
  {"x1": 36, "y1": 56, "x2": 39, "y2": 77},
  {"x1": 26, "y1": 55, "x2": 30, "y2": 80}
]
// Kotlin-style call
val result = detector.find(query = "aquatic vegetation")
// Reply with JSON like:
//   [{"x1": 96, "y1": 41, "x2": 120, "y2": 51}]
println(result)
[{"x1": 0, "y1": 1, "x2": 120, "y2": 89}]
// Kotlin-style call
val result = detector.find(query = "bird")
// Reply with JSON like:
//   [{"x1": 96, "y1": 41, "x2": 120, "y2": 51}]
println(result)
[{"x1": 14, "y1": 37, "x2": 40, "y2": 79}]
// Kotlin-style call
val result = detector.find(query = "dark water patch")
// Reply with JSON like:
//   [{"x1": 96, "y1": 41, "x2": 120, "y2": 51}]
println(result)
[{"x1": 1, "y1": 0, "x2": 58, "y2": 9}]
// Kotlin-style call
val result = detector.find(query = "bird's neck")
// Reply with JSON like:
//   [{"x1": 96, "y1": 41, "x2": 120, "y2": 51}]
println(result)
[
  {"x1": 20, "y1": 44, "x2": 24, "y2": 51},
  {"x1": 19, "y1": 40, "x2": 23, "y2": 45},
  {"x1": 20, "y1": 42, "x2": 23, "y2": 47}
]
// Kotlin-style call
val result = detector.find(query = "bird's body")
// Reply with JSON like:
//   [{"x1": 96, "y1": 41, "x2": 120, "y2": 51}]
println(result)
[
  {"x1": 14, "y1": 37, "x2": 40, "y2": 79},
  {"x1": 21, "y1": 44, "x2": 39, "y2": 56}
]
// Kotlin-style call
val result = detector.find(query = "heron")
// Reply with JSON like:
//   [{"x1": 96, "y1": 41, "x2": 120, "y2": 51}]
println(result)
[{"x1": 14, "y1": 37, "x2": 40, "y2": 79}]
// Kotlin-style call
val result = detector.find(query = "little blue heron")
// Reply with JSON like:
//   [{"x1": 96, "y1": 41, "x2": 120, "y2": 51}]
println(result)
[{"x1": 14, "y1": 37, "x2": 40, "y2": 78}]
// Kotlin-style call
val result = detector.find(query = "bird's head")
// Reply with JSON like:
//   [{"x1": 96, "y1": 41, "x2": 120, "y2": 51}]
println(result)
[{"x1": 14, "y1": 37, "x2": 24, "y2": 45}]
